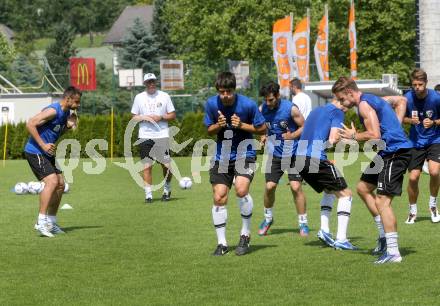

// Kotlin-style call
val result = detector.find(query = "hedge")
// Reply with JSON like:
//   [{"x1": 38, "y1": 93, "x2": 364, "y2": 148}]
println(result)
[{"x1": 0, "y1": 110, "x2": 411, "y2": 160}]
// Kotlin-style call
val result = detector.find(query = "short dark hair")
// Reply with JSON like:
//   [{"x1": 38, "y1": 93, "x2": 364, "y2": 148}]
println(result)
[
  {"x1": 215, "y1": 72, "x2": 236, "y2": 90},
  {"x1": 260, "y1": 81, "x2": 280, "y2": 97},
  {"x1": 289, "y1": 78, "x2": 302, "y2": 90},
  {"x1": 63, "y1": 86, "x2": 82, "y2": 98},
  {"x1": 434, "y1": 84, "x2": 440, "y2": 93},
  {"x1": 332, "y1": 76, "x2": 359, "y2": 94},
  {"x1": 410, "y1": 68, "x2": 428, "y2": 83}
]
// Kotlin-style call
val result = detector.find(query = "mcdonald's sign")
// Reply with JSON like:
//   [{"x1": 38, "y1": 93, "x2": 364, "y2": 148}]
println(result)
[{"x1": 69, "y1": 58, "x2": 96, "y2": 91}]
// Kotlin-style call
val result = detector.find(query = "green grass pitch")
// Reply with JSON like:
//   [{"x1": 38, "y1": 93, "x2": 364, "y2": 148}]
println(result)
[{"x1": 1, "y1": 156, "x2": 440, "y2": 305}]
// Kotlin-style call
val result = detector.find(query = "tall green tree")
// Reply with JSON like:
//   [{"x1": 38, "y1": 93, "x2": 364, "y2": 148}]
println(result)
[
  {"x1": 45, "y1": 22, "x2": 77, "y2": 86},
  {"x1": 10, "y1": 54, "x2": 42, "y2": 87},
  {"x1": 151, "y1": 0, "x2": 175, "y2": 58},
  {"x1": 0, "y1": 33, "x2": 15, "y2": 74},
  {"x1": 118, "y1": 18, "x2": 158, "y2": 73}
]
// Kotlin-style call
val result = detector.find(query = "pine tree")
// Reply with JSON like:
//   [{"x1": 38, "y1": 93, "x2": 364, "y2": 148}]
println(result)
[
  {"x1": 10, "y1": 54, "x2": 41, "y2": 87},
  {"x1": 118, "y1": 18, "x2": 158, "y2": 73},
  {"x1": 45, "y1": 22, "x2": 76, "y2": 86}
]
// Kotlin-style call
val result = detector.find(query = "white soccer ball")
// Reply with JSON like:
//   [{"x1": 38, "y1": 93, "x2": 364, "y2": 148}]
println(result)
[
  {"x1": 64, "y1": 182, "x2": 69, "y2": 193},
  {"x1": 179, "y1": 177, "x2": 193, "y2": 189},
  {"x1": 14, "y1": 182, "x2": 28, "y2": 195},
  {"x1": 28, "y1": 181, "x2": 43, "y2": 194}
]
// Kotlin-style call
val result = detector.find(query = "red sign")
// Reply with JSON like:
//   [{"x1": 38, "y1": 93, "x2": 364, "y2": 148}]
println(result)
[{"x1": 69, "y1": 58, "x2": 96, "y2": 91}]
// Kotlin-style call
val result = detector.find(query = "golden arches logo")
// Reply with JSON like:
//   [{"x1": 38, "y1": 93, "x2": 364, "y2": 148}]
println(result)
[{"x1": 77, "y1": 63, "x2": 89, "y2": 86}]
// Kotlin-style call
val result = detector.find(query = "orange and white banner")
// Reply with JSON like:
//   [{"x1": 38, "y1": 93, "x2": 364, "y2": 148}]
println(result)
[
  {"x1": 314, "y1": 5, "x2": 329, "y2": 81},
  {"x1": 349, "y1": 0, "x2": 358, "y2": 79},
  {"x1": 273, "y1": 15, "x2": 296, "y2": 97},
  {"x1": 293, "y1": 11, "x2": 310, "y2": 82}
]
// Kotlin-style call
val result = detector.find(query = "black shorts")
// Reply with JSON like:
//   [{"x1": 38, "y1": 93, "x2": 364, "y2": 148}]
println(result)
[
  {"x1": 297, "y1": 156, "x2": 347, "y2": 193},
  {"x1": 265, "y1": 156, "x2": 302, "y2": 183},
  {"x1": 25, "y1": 152, "x2": 62, "y2": 181},
  {"x1": 139, "y1": 138, "x2": 171, "y2": 164},
  {"x1": 360, "y1": 149, "x2": 412, "y2": 196},
  {"x1": 210, "y1": 157, "x2": 256, "y2": 188},
  {"x1": 408, "y1": 143, "x2": 440, "y2": 171}
]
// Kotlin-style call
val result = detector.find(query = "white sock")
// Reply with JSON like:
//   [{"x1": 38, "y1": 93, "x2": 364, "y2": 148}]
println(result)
[
  {"x1": 144, "y1": 185, "x2": 152, "y2": 199},
  {"x1": 298, "y1": 213, "x2": 308, "y2": 225},
  {"x1": 212, "y1": 205, "x2": 227, "y2": 246},
  {"x1": 238, "y1": 194, "x2": 253, "y2": 236},
  {"x1": 320, "y1": 192, "x2": 334, "y2": 232},
  {"x1": 385, "y1": 232, "x2": 399, "y2": 255},
  {"x1": 429, "y1": 196, "x2": 437, "y2": 209},
  {"x1": 264, "y1": 207, "x2": 273, "y2": 223},
  {"x1": 409, "y1": 203, "x2": 417, "y2": 215},
  {"x1": 47, "y1": 215, "x2": 57, "y2": 224},
  {"x1": 164, "y1": 181, "x2": 171, "y2": 193},
  {"x1": 336, "y1": 196, "x2": 352, "y2": 241},
  {"x1": 38, "y1": 213, "x2": 47, "y2": 224},
  {"x1": 374, "y1": 215, "x2": 385, "y2": 238}
]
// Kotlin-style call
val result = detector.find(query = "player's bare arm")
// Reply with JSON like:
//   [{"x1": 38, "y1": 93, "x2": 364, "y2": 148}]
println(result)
[
  {"x1": 282, "y1": 106, "x2": 304, "y2": 140},
  {"x1": 160, "y1": 111, "x2": 176, "y2": 122},
  {"x1": 383, "y1": 96, "x2": 407, "y2": 123},
  {"x1": 26, "y1": 108, "x2": 57, "y2": 155},
  {"x1": 329, "y1": 127, "x2": 341, "y2": 145},
  {"x1": 354, "y1": 101, "x2": 381, "y2": 141},
  {"x1": 132, "y1": 113, "x2": 153, "y2": 122}
]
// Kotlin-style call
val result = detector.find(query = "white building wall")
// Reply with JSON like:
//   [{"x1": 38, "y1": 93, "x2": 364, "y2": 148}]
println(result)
[
  {"x1": 0, "y1": 94, "x2": 58, "y2": 125},
  {"x1": 420, "y1": 0, "x2": 440, "y2": 88}
]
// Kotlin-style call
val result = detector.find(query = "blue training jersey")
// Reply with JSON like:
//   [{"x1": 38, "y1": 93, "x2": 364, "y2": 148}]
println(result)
[
  {"x1": 204, "y1": 94, "x2": 265, "y2": 161},
  {"x1": 359, "y1": 93, "x2": 412, "y2": 155},
  {"x1": 296, "y1": 103, "x2": 344, "y2": 160},
  {"x1": 405, "y1": 89, "x2": 440, "y2": 148},
  {"x1": 261, "y1": 99, "x2": 299, "y2": 158},
  {"x1": 24, "y1": 102, "x2": 70, "y2": 156}
]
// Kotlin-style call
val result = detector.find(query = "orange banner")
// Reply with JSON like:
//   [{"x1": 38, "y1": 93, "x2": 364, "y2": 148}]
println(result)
[
  {"x1": 314, "y1": 6, "x2": 329, "y2": 81},
  {"x1": 69, "y1": 58, "x2": 96, "y2": 91},
  {"x1": 293, "y1": 13, "x2": 310, "y2": 82},
  {"x1": 273, "y1": 15, "x2": 296, "y2": 97},
  {"x1": 349, "y1": 0, "x2": 358, "y2": 79}
]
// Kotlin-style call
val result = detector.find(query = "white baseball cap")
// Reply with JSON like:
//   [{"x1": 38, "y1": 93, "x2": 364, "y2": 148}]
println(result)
[{"x1": 143, "y1": 73, "x2": 157, "y2": 82}]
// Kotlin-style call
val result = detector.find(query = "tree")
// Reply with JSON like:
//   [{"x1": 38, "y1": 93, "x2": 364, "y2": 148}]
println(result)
[
  {"x1": 45, "y1": 22, "x2": 77, "y2": 86},
  {"x1": 151, "y1": 0, "x2": 175, "y2": 58},
  {"x1": 163, "y1": 0, "x2": 416, "y2": 86},
  {"x1": 10, "y1": 54, "x2": 42, "y2": 87},
  {"x1": 118, "y1": 18, "x2": 158, "y2": 73},
  {"x1": 0, "y1": 33, "x2": 15, "y2": 74}
]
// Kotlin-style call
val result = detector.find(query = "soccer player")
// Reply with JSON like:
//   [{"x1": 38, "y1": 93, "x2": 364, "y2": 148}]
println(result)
[
  {"x1": 204, "y1": 72, "x2": 266, "y2": 256},
  {"x1": 295, "y1": 98, "x2": 356, "y2": 250},
  {"x1": 24, "y1": 86, "x2": 81, "y2": 237},
  {"x1": 403, "y1": 69, "x2": 440, "y2": 224},
  {"x1": 334, "y1": 76, "x2": 413, "y2": 264},
  {"x1": 258, "y1": 81, "x2": 309, "y2": 236},
  {"x1": 290, "y1": 78, "x2": 312, "y2": 119},
  {"x1": 131, "y1": 73, "x2": 176, "y2": 203}
]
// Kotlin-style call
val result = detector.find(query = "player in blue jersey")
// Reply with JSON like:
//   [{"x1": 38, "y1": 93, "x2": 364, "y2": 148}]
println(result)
[
  {"x1": 296, "y1": 99, "x2": 357, "y2": 251},
  {"x1": 257, "y1": 81, "x2": 309, "y2": 237},
  {"x1": 402, "y1": 69, "x2": 440, "y2": 224},
  {"x1": 334, "y1": 77, "x2": 413, "y2": 264},
  {"x1": 25, "y1": 87, "x2": 81, "y2": 237},
  {"x1": 204, "y1": 72, "x2": 266, "y2": 256}
]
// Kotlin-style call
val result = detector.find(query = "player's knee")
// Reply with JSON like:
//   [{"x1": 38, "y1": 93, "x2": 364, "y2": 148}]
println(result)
[
  {"x1": 408, "y1": 173, "x2": 420, "y2": 184},
  {"x1": 265, "y1": 182, "x2": 277, "y2": 193},
  {"x1": 429, "y1": 169, "x2": 440, "y2": 178},
  {"x1": 356, "y1": 182, "x2": 369, "y2": 196},
  {"x1": 214, "y1": 193, "x2": 227, "y2": 205},
  {"x1": 44, "y1": 176, "x2": 58, "y2": 191},
  {"x1": 235, "y1": 188, "x2": 248, "y2": 198},
  {"x1": 290, "y1": 182, "x2": 301, "y2": 193}
]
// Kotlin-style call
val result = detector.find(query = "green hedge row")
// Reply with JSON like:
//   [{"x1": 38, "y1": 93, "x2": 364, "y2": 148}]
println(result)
[
  {"x1": 0, "y1": 112, "x2": 211, "y2": 159},
  {"x1": 0, "y1": 110, "x2": 411, "y2": 160}
]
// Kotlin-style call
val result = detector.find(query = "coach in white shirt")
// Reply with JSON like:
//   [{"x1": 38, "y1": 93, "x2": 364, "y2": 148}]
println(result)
[
  {"x1": 131, "y1": 73, "x2": 176, "y2": 203},
  {"x1": 290, "y1": 78, "x2": 312, "y2": 119}
]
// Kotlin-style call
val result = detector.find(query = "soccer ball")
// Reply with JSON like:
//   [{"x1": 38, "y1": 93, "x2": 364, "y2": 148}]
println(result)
[
  {"x1": 28, "y1": 181, "x2": 43, "y2": 194},
  {"x1": 179, "y1": 177, "x2": 193, "y2": 189},
  {"x1": 64, "y1": 182, "x2": 69, "y2": 193},
  {"x1": 14, "y1": 182, "x2": 28, "y2": 195}
]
